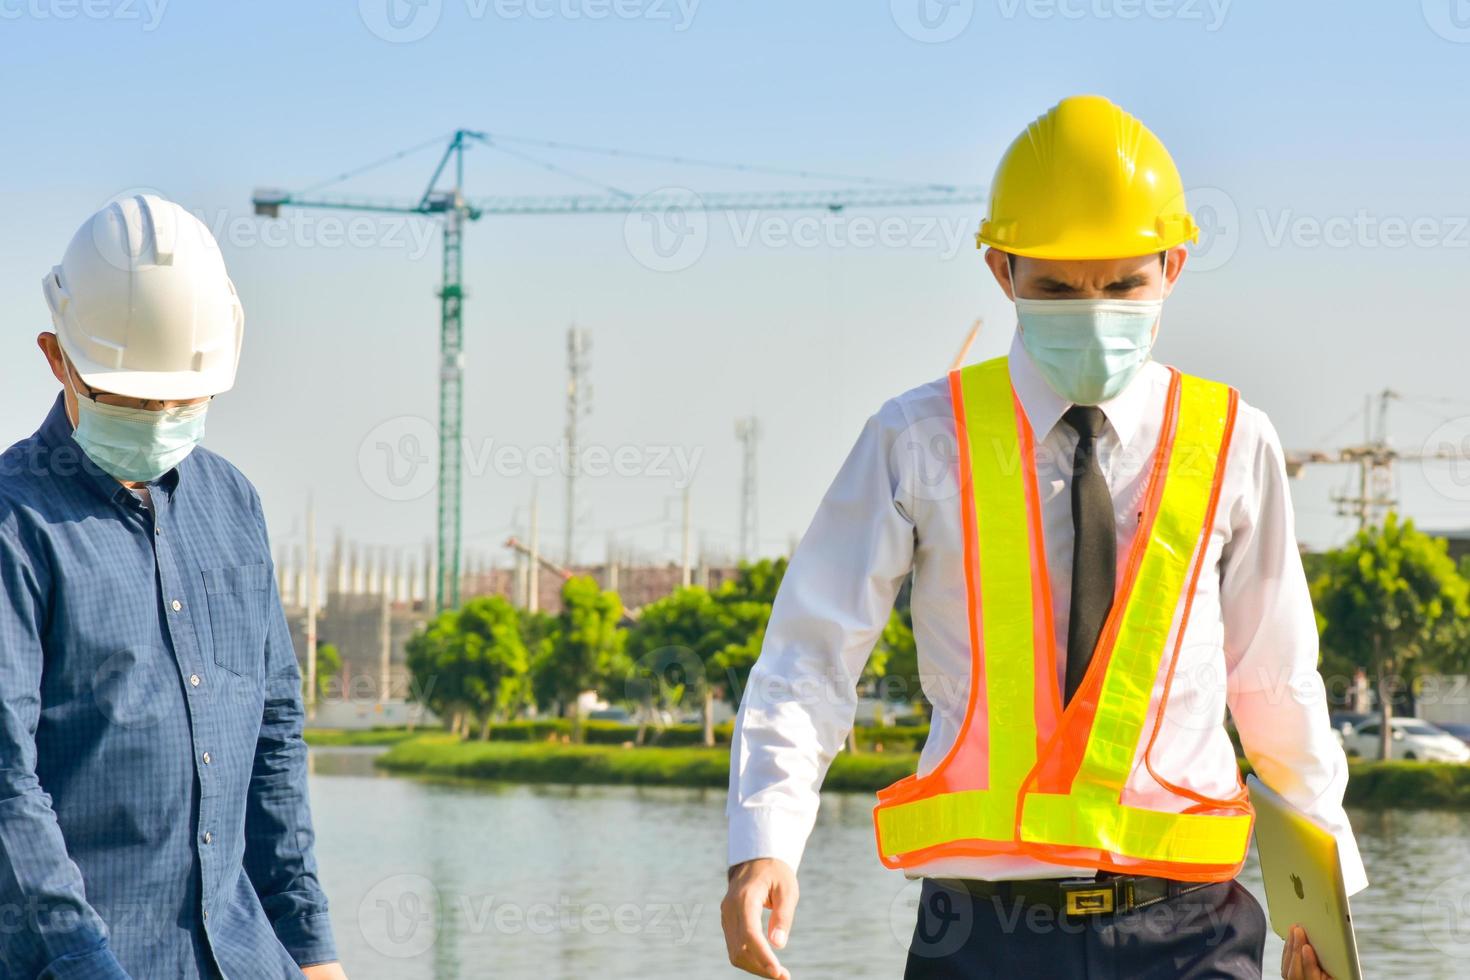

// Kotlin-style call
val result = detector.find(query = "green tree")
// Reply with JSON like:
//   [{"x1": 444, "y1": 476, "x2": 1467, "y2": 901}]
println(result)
[
  {"x1": 404, "y1": 597, "x2": 532, "y2": 738},
  {"x1": 405, "y1": 611, "x2": 474, "y2": 735},
  {"x1": 720, "y1": 557, "x2": 788, "y2": 605},
  {"x1": 453, "y1": 596, "x2": 532, "y2": 737},
  {"x1": 311, "y1": 643, "x2": 342, "y2": 703},
  {"x1": 1312, "y1": 514, "x2": 1470, "y2": 760},
  {"x1": 531, "y1": 577, "x2": 628, "y2": 738},
  {"x1": 626, "y1": 585, "x2": 774, "y2": 745}
]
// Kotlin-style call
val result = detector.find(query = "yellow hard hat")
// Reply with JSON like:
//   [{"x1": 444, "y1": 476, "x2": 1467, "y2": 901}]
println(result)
[{"x1": 976, "y1": 95, "x2": 1198, "y2": 260}]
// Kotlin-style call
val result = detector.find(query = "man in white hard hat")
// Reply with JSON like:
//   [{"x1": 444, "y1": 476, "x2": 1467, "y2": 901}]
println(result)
[
  {"x1": 0, "y1": 195, "x2": 346, "y2": 979},
  {"x1": 722, "y1": 96, "x2": 1362, "y2": 979}
]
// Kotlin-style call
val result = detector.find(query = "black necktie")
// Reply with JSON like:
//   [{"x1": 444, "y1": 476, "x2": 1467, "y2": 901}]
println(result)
[{"x1": 1062, "y1": 405, "x2": 1115, "y2": 707}]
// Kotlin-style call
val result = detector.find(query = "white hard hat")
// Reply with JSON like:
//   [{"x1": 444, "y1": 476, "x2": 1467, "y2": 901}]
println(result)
[{"x1": 43, "y1": 194, "x2": 244, "y2": 400}]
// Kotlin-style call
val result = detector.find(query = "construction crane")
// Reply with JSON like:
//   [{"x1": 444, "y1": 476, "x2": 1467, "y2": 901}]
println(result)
[
  {"x1": 253, "y1": 129, "x2": 985, "y2": 610},
  {"x1": 1285, "y1": 388, "x2": 1470, "y2": 532}
]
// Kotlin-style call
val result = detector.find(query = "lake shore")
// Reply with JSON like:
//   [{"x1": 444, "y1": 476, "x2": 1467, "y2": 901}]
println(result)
[{"x1": 308, "y1": 729, "x2": 1470, "y2": 807}]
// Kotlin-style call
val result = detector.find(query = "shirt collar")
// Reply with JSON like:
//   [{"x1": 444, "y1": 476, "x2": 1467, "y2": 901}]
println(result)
[
  {"x1": 1005, "y1": 329, "x2": 1160, "y2": 450},
  {"x1": 35, "y1": 391, "x2": 181, "y2": 506}
]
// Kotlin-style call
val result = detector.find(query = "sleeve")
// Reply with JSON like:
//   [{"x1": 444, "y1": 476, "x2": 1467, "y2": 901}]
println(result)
[
  {"x1": 727, "y1": 401, "x2": 916, "y2": 871},
  {"x1": 1220, "y1": 409, "x2": 1369, "y2": 896},
  {"x1": 240, "y1": 489, "x2": 338, "y2": 967},
  {"x1": 0, "y1": 523, "x2": 130, "y2": 979}
]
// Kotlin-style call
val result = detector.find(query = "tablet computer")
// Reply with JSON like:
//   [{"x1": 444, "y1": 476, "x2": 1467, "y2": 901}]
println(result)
[{"x1": 1246, "y1": 774, "x2": 1363, "y2": 980}]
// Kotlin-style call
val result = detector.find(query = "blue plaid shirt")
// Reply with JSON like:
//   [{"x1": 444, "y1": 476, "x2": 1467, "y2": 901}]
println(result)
[{"x1": 0, "y1": 395, "x2": 335, "y2": 979}]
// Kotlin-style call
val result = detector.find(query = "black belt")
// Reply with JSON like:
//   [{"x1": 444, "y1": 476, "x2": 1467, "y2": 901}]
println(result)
[{"x1": 933, "y1": 872, "x2": 1216, "y2": 918}]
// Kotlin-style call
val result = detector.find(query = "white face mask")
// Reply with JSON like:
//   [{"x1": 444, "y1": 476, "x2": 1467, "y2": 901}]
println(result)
[
  {"x1": 1013, "y1": 262, "x2": 1166, "y2": 405},
  {"x1": 65, "y1": 373, "x2": 209, "y2": 482}
]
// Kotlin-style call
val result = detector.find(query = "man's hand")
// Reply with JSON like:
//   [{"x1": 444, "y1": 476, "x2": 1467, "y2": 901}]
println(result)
[
  {"x1": 1281, "y1": 925, "x2": 1332, "y2": 979},
  {"x1": 302, "y1": 962, "x2": 347, "y2": 980},
  {"x1": 722, "y1": 857, "x2": 798, "y2": 979}
]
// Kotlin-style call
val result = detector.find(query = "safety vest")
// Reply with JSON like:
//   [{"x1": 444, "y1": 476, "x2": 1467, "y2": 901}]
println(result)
[{"x1": 872, "y1": 356, "x2": 1254, "y2": 882}]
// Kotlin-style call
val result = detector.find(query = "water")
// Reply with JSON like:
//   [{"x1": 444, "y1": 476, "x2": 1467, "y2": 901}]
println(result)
[{"x1": 308, "y1": 748, "x2": 1470, "y2": 979}]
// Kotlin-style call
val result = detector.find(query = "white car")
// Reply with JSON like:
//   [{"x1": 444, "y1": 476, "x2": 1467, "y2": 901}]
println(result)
[{"x1": 1343, "y1": 717, "x2": 1470, "y2": 763}]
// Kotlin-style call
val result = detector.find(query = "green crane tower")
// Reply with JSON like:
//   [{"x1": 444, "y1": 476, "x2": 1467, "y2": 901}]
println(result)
[{"x1": 254, "y1": 130, "x2": 984, "y2": 610}]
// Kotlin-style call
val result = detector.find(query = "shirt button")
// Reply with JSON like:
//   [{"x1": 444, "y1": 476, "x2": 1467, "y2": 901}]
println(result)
[
  {"x1": 202, "y1": 831, "x2": 213, "y2": 844},
  {"x1": 203, "y1": 909, "x2": 209, "y2": 922},
  {"x1": 189, "y1": 674, "x2": 201, "y2": 687},
  {"x1": 202, "y1": 752, "x2": 212, "y2": 765},
  {"x1": 154, "y1": 525, "x2": 161, "y2": 535},
  {"x1": 171, "y1": 599, "x2": 182, "y2": 612}
]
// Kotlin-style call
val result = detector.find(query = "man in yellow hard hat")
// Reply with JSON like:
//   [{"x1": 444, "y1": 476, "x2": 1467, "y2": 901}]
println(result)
[{"x1": 721, "y1": 96, "x2": 1364, "y2": 979}]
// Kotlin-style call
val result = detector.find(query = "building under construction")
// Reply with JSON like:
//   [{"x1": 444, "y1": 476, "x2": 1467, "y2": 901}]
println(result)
[{"x1": 274, "y1": 535, "x2": 744, "y2": 719}]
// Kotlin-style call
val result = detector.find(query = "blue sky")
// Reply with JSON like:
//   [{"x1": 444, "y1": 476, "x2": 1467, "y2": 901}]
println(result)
[{"x1": 3, "y1": 1, "x2": 1470, "y2": 571}]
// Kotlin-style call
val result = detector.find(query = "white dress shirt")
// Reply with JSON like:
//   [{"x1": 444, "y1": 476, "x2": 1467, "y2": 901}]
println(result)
[{"x1": 728, "y1": 331, "x2": 1368, "y2": 895}]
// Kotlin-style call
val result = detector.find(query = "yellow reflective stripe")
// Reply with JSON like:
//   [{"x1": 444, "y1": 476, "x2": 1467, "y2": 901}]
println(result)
[
  {"x1": 1019, "y1": 373, "x2": 1243, "y2": 869},
  {"x1": 875, "y1": 359, "x2": 1034, "y2": 861},
  {"x1": 1067, "y1": 373, "x2": 1230, "y2": 803},
  {"x1": 959, "y1": 359, "x2": 1038, "y2": 793},
  {"x1": 1020, "y1": 792, "x2": 1252, "y2": 865},
  {"x1": 875, "y1": 790, "x2": 1015, "y2": 858}
]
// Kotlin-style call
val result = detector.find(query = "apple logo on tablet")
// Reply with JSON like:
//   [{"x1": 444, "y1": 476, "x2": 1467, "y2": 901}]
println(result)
[{"x1": 1291, "y1": 873, "x2": 1305, "y2": 900}]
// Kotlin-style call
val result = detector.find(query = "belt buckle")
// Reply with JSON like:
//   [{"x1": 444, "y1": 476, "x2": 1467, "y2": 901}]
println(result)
[{"x1": 1060, "y1": 879, "x2": 1115, "y2": 916}]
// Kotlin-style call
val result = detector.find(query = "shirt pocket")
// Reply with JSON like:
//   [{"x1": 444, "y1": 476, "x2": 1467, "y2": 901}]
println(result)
[{"x1": 202, "y1": 563, "x2": 270, "y2": 679}]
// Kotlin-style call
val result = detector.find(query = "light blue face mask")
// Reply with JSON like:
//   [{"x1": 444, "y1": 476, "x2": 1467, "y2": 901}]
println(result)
[
  {"x1": 68, "y1": 380, "x2": 209, "y2": 483},
  {"x1": 1014, "y1": 278, "x2": 1165, "y2": 406}
]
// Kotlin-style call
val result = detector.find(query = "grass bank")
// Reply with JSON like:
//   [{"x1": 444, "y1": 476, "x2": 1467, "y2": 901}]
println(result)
[
  {"x1": 372, "y1": 735, "x2": 1470, "y2": 807},
  {"x1": 303, "y1": 727, "x2": 423, "y2": 747},
  {"x1": 305, "y1": 719, "x2": 930, "y2": 751},
  {"x1": 375, "y1": 734, "x2": 917, "y2": 791}
]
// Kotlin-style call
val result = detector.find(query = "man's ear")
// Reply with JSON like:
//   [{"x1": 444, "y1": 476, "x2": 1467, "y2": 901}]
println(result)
[
  {"x1": 984, "y1": 248, "x2": 1016, "y2": 301},
  {"x1": 1161, "y1": 246, "x2": 1188, "y2": 299},
  {"x1": 37, "y1": 332, "x2": 69, "y2": 385}
]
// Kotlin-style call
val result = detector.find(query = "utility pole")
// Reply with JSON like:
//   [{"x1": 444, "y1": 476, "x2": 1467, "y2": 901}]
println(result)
[
  {"x1": 528, "y1": 486, "x2": 542, "y2": 614},
  {"x1": 735, "y1": 417, "x2": 761, "y2": 561},
  {"x1": 377, "y1": 588, "x2": 392, "y2": 707},
  {"x1": 1287, "y1": 387, "x2": 1470, "y2": 532},
  {"x1": 304, "y1": 496, "x2": 318, "y2": 722},
  {"x1": 564, "y1": 326, "x2": 592, "y2": 567},
  {"x1": 681, "y1": 485, "x2": 693, "y2": 588}
]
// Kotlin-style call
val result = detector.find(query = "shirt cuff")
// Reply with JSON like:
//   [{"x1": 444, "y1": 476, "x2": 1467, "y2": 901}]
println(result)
[
  {"x1": 273, "y1": 910, "x2": 338, "y2": 968},
  {"x1": 728, "y1": 805, "x2": 811, "y2": 873},
  {"x1": 1336, "y1": 824, "x2": 1370, "y2": 897},
  {"x1": 41, "y1": 941, "x2": 130, "y2": 980}
]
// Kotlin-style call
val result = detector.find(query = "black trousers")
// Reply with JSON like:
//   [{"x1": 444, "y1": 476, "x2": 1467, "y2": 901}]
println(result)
[{"x1": 904, "y1": 878, "x2": 1267, "y2": 979}]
